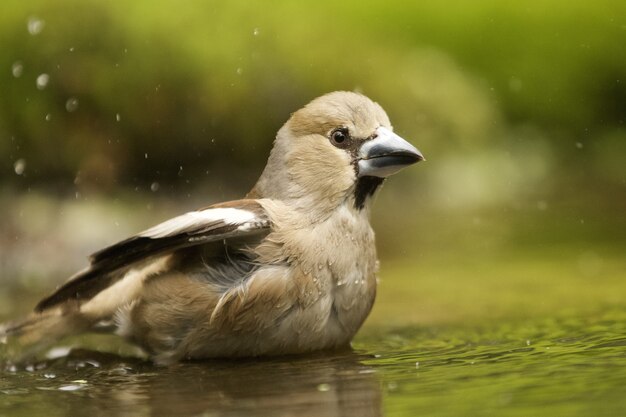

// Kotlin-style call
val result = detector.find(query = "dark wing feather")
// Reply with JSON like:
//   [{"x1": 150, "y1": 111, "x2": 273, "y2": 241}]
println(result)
[{"x1": 35, "y1": 199, "x2": 271, "y2": 312}]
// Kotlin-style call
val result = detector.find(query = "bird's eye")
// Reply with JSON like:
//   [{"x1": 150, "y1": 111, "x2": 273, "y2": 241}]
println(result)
[{"x1": 330, "y1": 128, "x2": 349, "y2": 147}]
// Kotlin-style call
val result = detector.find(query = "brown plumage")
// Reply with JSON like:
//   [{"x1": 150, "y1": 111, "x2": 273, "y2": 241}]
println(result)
[{"x1": 1, "y1": 91, "x2": 424, "y2": 364}]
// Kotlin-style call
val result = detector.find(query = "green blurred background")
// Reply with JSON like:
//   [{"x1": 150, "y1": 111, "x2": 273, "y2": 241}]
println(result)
[{"x1": 1, "y1": 0, "x2": 625, "y2": 325}]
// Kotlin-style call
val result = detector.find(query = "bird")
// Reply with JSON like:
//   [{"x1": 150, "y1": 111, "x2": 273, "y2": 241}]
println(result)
[{"x1": 1, "y1": 91, "x2": 424, "y2": 364}]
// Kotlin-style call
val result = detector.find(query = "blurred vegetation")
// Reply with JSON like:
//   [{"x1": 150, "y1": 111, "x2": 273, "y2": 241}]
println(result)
[
  {"x1": 1, "y1": 0, "x2": 625, "y2": 322},
  {"x1": 2, "y1": 0, "x2": 625, "y2": 186}
]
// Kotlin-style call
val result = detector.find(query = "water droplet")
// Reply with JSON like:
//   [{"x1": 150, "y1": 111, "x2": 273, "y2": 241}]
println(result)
[
  {"x1": 27, "y1": 16, "x2": 45, "y2": 35},
  {"x1": 115, "y1": 113, "x2": 121, "y2": 122},
  {"x1": 526, "y1": 340, "x2": 531, "y2": 346},
  {"x1": 46, "y1": 346, "x2": 71, "y2": 359},
  {"x1": 44, "y1": 373, "x2": 56, "y2": 379},
  {"x1": 576, "y1": 142, "x2": 583, "y2": 149},
  {"x1": 316, "y1": 383, "x2": 330, "y2": 392},
  {"x1": 150, "y1": 182, "x2": 160, "y2": 192},
  {"x1": 317, "y1": 263, "x2": 323, "y2": 270},
  {"x1": 58, "y1": 385, "x2": 83, "y2": 391},
  {"x1": 12, "y1": 61, "x2": 23, "y2": 78},
  {"x1": 45, "y1": 113, "x2": 51, "y2": 121},
  {"x1": 36, "y1": 73, "x2": 49, "y2": 90},
  {"x1": 14, "y1": 159, "x2": 26, "y2": 175},
  {"x1": 144, "y1": 152, "x2": 148, "y2": 159},
  {"x1": 236, "y1": 67, "x2": 242, "y2": 75},
  {"x1": 253, "y1": 28, "x2": 260, "y2": 36},
  {"x1": 415, "y1": 362, "x2": 420, "y2": 368},
  {"x1": 65, "y1": 97, "x2": 79, "y2": 112},
  {"x1": 69, "y1": 47, "x2": 75, "y2": 52}
]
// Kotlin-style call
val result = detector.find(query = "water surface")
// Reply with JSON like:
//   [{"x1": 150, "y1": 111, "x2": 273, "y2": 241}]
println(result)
[{"x1": 2, "y1": 308, "x2": 625, "y2": 416}]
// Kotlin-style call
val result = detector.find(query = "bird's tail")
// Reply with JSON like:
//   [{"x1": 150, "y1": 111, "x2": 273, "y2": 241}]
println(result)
[{"x1": 0, "y1": 309, "x2": 91, "y2": 364}]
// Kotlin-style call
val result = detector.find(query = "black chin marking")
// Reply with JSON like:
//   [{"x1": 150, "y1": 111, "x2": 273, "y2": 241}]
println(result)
[{"x1": 354, "y1": 176, "x2": 384, "y2": 210}]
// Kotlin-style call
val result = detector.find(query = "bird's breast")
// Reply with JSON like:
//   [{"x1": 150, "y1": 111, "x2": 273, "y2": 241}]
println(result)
[{"x1": 265, "y1": 204, "x2": 379, "y2": 344}]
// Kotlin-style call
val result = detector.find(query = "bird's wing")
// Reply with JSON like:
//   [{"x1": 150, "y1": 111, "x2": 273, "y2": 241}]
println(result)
[{"x1": 35, "y1": 199, "x2": 271, "y2": 312}]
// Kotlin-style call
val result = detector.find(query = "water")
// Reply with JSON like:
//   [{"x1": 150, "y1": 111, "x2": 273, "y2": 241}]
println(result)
[
  {"x1": 363, "y1": 309, "x2": 626, "y2": 416},
  {"x1": 1, "y1": 308, "x2": 625, "y2": 416}
]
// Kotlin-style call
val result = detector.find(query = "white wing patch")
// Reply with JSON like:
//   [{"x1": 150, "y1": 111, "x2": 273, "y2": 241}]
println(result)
[{"x1": 140, "y1": 208, "x2": 257, "y2": 239}]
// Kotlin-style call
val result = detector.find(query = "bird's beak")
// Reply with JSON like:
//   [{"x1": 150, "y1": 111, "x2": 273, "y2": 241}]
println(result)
[{"x1": 357, "y1": 126, "x2": 424, "y2": 178}]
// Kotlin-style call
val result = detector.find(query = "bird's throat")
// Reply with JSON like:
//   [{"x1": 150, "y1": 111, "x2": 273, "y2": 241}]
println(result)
[{"x1": 354, "y1": 176, "x2": 384, "y2": 210}]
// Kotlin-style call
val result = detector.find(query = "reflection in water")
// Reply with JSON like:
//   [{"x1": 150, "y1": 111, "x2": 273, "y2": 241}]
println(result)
[
  {"x1": 1, "y1": 350, "x2": 382, "y2": 417},
  {"x1": 2, "y1": 309, "x2": 626, "y2": 417}
]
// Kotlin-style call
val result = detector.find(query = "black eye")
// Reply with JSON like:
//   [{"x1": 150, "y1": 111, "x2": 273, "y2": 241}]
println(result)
[{"x1": 330, "y1": 128, "x2": 349, "y2": 147}]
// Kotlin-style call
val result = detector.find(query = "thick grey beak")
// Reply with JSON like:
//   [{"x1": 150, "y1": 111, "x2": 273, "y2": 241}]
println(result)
[{"x1": 357, "y1": 127, "x2": 424, "y2": 178}]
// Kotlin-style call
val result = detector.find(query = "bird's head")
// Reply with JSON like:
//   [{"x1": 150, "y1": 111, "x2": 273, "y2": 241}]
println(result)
[{"x1": 250, "y1": 91, "x2": 424, "y2": 219}]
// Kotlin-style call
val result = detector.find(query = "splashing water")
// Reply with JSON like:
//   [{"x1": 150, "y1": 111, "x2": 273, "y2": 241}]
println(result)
[
  {"x1": 27, "y1": 17, "x2": 45, "y2": 35},
  {"x1": 65, "y1": 98, "x2": 79, "y2": 112},
  {"x1": 36, "y1": 74, "x2": 49, "y2": 90}
]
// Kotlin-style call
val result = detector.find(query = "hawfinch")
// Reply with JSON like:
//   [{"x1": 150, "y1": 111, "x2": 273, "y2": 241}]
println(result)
[{"x1": 2, "y1": 91, "x2": 424, "y2": 364}]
